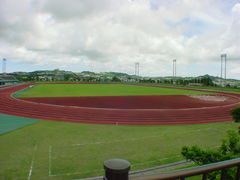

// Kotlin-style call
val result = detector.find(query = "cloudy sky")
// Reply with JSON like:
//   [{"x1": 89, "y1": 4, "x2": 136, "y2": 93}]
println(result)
[{"x1": 0, "y1": 0, "x2": 240, "y2": 78}]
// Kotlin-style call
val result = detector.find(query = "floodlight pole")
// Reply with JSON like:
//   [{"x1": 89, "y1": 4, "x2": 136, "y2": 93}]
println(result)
[
  {"x1": 220, "y1": 54, "x2": 227, "y2": 86},
  {"x1": 137, "y1": 63, "x2": 140, "y2": 76},
  {"x1": 135, "y1": 62, "x2": 139, "y2": 76},
  {"x1": 224, "y1": 54, "x2": 227, "y2": 80},
  {"x1": 175, "y1": 60, "x2": 176, "y2": 77},
  {"x1": 220, "y1": 55, "x2": 223, "y2": 79},
  {"x1": 2, "y1": 58, "x2": 6, "y2": 74},
  {"x1": 173, "y1": 59, "x2": 176, "y2": 84},
  {"x1": 173, "y1": 60, "x2": 174, "y2": 77}
]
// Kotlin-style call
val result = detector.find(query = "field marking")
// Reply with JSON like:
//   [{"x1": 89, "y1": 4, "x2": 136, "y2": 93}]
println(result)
[
  {"x1": 48, "y1": 155, "x2": 181, "y2": 177},
  {"x1": 27, "y1": 144, "x2": 37, "y2": 180},
  {"x1": 69, "y1": 127, "x2": 214, "y2": 147},
  {"x1": 71, "y1": 135, "x2": 162, "y2": 147},
  {"x1": 48, "y1": 127, "x2": 220, "y2": 177},
  {"x1": 76, "y1": 175, "x2": 103, "y2": 180},
  {"x1": 49, "y1": 169, "x2": 102, "y2": 177},
  {"x1": 48, "y1": 145, "x2": 52, "y2": 176},
  {"x1": 131, "y1": 155, "x2": 181, "y2": 167}
]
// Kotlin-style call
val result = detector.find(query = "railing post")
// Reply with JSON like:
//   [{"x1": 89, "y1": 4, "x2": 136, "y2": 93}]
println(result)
[
  {"x1": 221, "y1": 169, "x2": 227, "y2": 180},
  {"x1": 236, "y1": 166, "x2": 240, "y2": 180},
  {"x1": 202, "y1": 173, "x2": 208, "y2": 180},
  {"x1": 103, "y1": 158, "x2": 131, "y2": 180}
]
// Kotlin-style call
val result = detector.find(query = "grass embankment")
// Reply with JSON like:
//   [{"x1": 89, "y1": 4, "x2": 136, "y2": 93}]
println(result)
[
  {"x1": 17, "y1": 84, "x2": 210, "y2": 98},
  {"x1": 0, "y1": 118, "x2": 238, "y2": 179}
]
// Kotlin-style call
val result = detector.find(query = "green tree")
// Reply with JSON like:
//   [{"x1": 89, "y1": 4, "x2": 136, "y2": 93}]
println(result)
[
  {"x1": 112, "y1": 76, "x2": 121, "y2": 82},
  {"x1": 231, "y1": 106, "x2": 240, "y2": 122},
  {"x1": 201, "y1": 76, "x2": 214, "y2": 86}
]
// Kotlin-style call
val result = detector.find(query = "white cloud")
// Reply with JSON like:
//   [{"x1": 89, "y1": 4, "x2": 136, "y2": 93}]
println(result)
[{"x1": 0, "y1": 0, "x2": 239, "y2": 78}]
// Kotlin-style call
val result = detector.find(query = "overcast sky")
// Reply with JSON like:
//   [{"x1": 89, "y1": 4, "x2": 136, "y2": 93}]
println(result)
[{"x1": 0, "y1": 0, "x2": 240, "y2": 78}]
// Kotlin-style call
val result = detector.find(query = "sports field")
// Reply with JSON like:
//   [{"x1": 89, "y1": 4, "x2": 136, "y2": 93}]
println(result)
[
  {"x1": 0, "y1": 114, "x2": 238, "y2": 179},
  {"x1": 1, "y1": 83, "x2": 237, "y2": 125},
  {"x1": 1, "y1": 83, "x2": 239, "y2": 179},
  {"x1": 17, "y1": 84, "x2": 210, "y2": 98}
]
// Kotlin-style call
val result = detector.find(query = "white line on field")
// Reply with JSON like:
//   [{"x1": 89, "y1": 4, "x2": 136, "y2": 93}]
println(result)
[
  {"x1": 48, "y1": 127, "x2": 220, "y2": 177},
  {"x1": 71, "y1": 135, "x2": 161, "y2": 147},
  {"x1": 68, "y1": 127, "x2": 213, "y2": 147},
  {"x1": 48, "y1": 145, "x2": 218, "y2": 177},
  {"x1": 49, "y1": 145, "x2": 52, "y2": 176},
  {"x1": 48, "y1": 156, "x2": 182, "y2": 177},
  {"x1": 49, "y1": 168, "x2": 102, "y2": 177},
  {"x1": 132, "y1": 155, "x2": 181, "y2": 167},
  {"x1": 27, "y1": 144, "x2": 37, "y2": 180},
  {"x1": 76, "y1": 175, "x2": 103, "y2": 180}
]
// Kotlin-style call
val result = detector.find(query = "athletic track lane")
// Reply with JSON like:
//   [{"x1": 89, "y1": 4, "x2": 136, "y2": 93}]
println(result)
[{"x1": 0, "y1": 83, "x2": 239, "y2": 125}]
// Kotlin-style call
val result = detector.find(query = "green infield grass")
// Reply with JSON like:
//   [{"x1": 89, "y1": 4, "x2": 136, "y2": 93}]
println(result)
[
  {"x1": 17, "y1": 84, "x2": 211, "y2": 98},
  {"x1": 0, "y1": 117, "x2": 238, "y2": 179},
  {"x1": 140, "y1": 83, "x2": 240, "y2": 93}
]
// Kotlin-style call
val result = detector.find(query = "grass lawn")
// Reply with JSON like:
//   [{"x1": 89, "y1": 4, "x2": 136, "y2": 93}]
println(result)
[
  {"x1": 17, "y1": 84, "x2": 211, "y2": 98},
  {"x1": 0, "y1": 117, "x2": 238, "y2": 179},
  {"x1": 141, "y1": 83, "x2": 240, "y2": 93}
]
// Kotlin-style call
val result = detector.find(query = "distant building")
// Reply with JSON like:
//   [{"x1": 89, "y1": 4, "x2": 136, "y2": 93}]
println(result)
[
  {"x1": 0, "y1": 74, "x2": 19, "y2": 85},
  {"x1": 187, "y1": 83, "x2": 203, "y2": 86}
]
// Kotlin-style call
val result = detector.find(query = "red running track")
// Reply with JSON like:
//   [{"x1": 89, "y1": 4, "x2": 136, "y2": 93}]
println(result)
[
  {"x1": 0, "y1": 83, "x2": 240, "y2": 125},
  {"x1": 20, "y1": 95, "x2": 238, "y2": 109}
]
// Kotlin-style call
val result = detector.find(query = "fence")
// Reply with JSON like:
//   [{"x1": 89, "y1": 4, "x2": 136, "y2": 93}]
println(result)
[{"x1": 103, "y1": 158, "x2": 240, "y2": 180}]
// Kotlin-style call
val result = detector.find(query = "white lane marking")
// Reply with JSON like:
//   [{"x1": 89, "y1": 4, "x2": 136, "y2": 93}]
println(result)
[{"x1": 27, "y1": 144, "x2": 38, "y2": 180}]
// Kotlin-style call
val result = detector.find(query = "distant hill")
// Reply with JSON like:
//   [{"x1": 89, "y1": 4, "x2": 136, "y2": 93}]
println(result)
[{"x1": 6, "y1": 70, "x2": 240, "y2": 87}]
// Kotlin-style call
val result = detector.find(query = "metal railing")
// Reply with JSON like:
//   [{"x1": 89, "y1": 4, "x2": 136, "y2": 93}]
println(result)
[{"x1": 104, "y1": 158, "x2": 240, "y2": 180}]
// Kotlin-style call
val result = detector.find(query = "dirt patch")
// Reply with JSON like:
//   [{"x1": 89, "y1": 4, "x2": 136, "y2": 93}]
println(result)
[{"x1": 188, "y1": 95, "x2": 228, "y2": 102}]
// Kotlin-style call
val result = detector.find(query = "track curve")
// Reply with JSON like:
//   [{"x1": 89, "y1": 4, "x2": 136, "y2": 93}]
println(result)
[
  {"x1": 0, "y1": 83, "x2": 239, "y2": 125},
  {"x1": 19, "y1": 94, "x2": 238, "y2": 109}
]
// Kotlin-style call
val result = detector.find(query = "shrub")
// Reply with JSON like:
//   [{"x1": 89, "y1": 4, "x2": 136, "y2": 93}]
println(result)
[
  {"x1": 181, "y1": 129, "x2": 240, "y2": 179},
  {"x1": 231, "y1": 106, "x2": 240, "y2": 122}
]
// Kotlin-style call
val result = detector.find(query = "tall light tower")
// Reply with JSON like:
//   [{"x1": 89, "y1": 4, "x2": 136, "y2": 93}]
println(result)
[
  {"x1": 173, "y1": 59, "x2": 176, "y2": 83},
  {"x1": 135, "y1": 62, "x2": 139, "y2": 76},
  {"x1": 220, "y1": 54, "x2": 227, "y2": 86},
  {"x1": 2, "y1": 58, "x2": 6, "y2": 74}
]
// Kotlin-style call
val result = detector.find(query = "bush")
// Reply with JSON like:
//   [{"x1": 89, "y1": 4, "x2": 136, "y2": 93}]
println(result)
[
  {"x1": 231, "y1": 106, "x2": 240, "y2": 122},
  {"x1": 181, "y1": 129, "x2": 240, "y2": 179}
]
